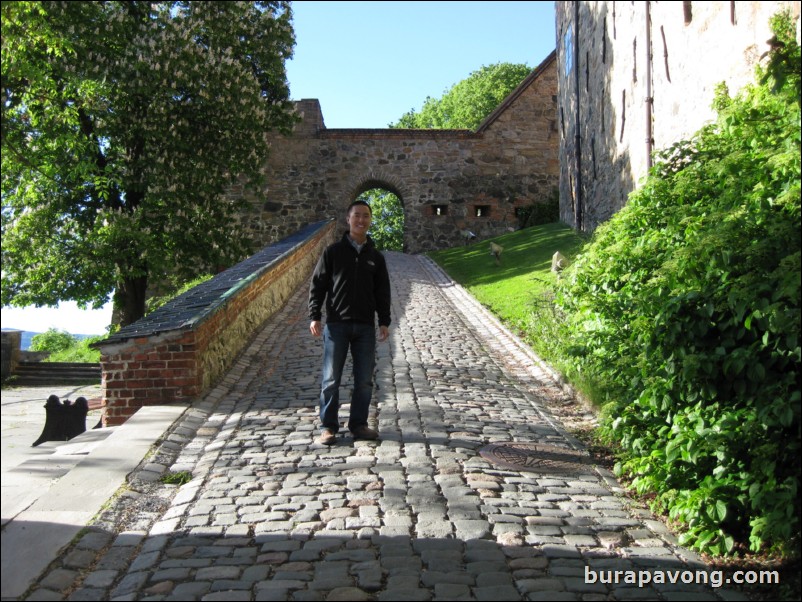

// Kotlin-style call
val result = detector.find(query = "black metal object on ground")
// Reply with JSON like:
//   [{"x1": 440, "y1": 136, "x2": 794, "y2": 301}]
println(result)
[
  {"x1": 31, "y1": 395, "x2": 96, "y2": 447},
  {"x1": 479, "y1": 442, "x2": 596, "y2": 475}
]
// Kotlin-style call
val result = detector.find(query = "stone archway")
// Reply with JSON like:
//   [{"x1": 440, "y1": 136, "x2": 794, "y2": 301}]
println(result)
[
  {"x1": 239, "y1": 51, "x2": 558, "y2": 254},
  {"x1": 350, "y1": 175, "x2": 406, "y2": 252}
]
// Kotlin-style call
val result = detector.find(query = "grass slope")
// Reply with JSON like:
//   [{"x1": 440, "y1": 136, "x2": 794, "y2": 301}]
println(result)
[{"x1": 428, "y1": 222, "x2": 586, "y2": 335}]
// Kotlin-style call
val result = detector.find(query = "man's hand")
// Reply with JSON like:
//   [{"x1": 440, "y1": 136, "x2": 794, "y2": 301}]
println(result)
[
  {"x1": 378, "y1": 325, "x2": 389, "y2": 343},
  {"x1": 310, "y1": 320, "x2": 323, "y2": 337}
]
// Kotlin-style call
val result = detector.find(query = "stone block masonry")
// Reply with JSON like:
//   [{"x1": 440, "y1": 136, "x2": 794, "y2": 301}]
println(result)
[
  {"x1": 234, "y1": 51, "x2": 559, "y2": 254},
  {"x1": 1, "y1": 329, "x2": 22, "y2": 381},
  {"x1": 556, "y1": 1, "x2": 801, "y2": 232},
  {"x1": 94, "y1": 220, "x2": 336, "y2": 425}
]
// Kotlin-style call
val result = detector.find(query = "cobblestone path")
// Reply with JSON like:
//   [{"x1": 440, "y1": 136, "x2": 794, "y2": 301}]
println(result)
[{"x1": 28, "y1": 253, "x2": 744, "y2": 601}]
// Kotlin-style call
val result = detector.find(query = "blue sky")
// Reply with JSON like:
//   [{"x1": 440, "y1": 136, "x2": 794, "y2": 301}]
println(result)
[
  {"x1": 1, "y1": 1, "x2": 557, "y2": 336},
  {"x1": 287, "y1": 1, "x2": 556, "y2": 128}
]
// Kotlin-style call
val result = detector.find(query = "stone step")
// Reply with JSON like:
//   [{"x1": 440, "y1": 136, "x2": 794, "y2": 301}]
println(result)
[{"x1": 12, "y1": 362, "x2": 101, "y2": 386}]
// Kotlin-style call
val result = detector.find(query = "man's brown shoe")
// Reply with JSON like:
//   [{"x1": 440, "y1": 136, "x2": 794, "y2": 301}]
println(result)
[
  {"x1": 317, "y1": 429, "x2": 336, "y2": 445},
  {"x1": 351, "y1": 425, "x2": 379, "y2": 440}
]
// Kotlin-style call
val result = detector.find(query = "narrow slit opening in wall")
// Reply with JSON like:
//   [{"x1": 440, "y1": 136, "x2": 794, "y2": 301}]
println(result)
[
  {"x1": 432, "y1": 205, "x2": 448, "y2": 216},
  {"x1": 602, "y1": 17, "x2": 607, "y2": 63},
  {"x1": 661, "y1": 25, "x2": 671, "y2": 82},
  {"x1": 683, "y1": 1, "x2": 692, "y2": 25},
  {"x1": 474, "y1": 205, "x2": 491, "y2": 218},
  {"x1": 612, "y1": 0, "x2": 617, "y2": 39},
  {"x1": 601, "y1": 87, "x2": 605, "y2": 133}
]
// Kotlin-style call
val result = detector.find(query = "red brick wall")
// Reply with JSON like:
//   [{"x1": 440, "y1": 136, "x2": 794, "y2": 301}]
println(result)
[{"x1": 99, "y1": 222, "x2": 335, "y2": 425}]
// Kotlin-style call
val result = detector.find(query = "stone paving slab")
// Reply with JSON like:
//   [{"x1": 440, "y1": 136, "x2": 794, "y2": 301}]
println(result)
[{"x1": 18, "y1": 253, "x2": 749, "y2": 601}]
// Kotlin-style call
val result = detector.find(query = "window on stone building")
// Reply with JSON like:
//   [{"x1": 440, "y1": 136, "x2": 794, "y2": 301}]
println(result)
[
  {"x1": 474, "y1": 205, "x2": 491, "y2": 218},
  {"x1": 432, "y1": 205, "x2": 448, "y2": 216},
  {"x1": 586, "y1": 51, "x2": 591, "y2": 91},
  {"x1": 602, "y1": 17, "x2": 607, "y2": 62},
  {"x1": 563, "y1": 25, "x2": 574, "y2": 76},
  {"x1": 683, "y1": 1, "x2": 692, "y2": 25}
]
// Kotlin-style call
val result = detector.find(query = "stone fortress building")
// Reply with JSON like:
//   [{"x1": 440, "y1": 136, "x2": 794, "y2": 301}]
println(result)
[
  {"x1": 236, "y1": 1, "x2": 802, "y2": 252},
  {"x1": 233, "y1": 52, "x2": 559, "y2": 254},
  {"x1": 56, "y1": 2, "x2": 802, "y2": 425},
  {"x1": 556, "y1": 0, "x2": 802, "y2": 232}
]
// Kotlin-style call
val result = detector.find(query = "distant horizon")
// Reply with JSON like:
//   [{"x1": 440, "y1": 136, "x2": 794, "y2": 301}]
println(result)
[
  {"x1": 8, "y1": 330, "x2": 101, "y2": 351},
  {"x1": 1, "y1": 300, "x2": 113, "y2": 336}
]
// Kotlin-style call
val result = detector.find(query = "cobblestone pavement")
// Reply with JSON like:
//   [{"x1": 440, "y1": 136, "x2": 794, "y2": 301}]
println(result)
[{"x1": 24, "y1": 253, "x2": 747, "y2": 601}]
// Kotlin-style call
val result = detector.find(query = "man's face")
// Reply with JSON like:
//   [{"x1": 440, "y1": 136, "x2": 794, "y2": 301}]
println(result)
[{"x1": 347, "y1": 204, "x2": 372, "y2": 238}]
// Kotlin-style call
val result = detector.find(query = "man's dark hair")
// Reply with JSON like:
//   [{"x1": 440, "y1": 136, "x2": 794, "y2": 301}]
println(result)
[{"x1": 348, "y1": 200, "x2": 372, "y2": 215}]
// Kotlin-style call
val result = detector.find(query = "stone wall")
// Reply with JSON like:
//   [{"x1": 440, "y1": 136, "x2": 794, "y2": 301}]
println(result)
[
  {"x1": 230, "y1": 52, "x2": 559, "y2": 254},
  {"x1": 556, "y1": 1, "x2": 801, "y2": 232},
  {"x1": 95, "y1": 221, "x2": 335, "y2": 425},
  {"x1": 1, "y1": 329, "x2": 22, "y2": 382}
]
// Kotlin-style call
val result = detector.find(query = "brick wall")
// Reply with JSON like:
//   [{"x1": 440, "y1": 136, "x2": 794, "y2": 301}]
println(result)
[{"x1": 96, "y1": 221, "x2": 336, "y2": 425}]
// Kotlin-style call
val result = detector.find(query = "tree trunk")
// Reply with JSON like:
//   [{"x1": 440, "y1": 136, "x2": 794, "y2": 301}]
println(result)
[{"x1": 115, "y1": 275, "x2": 148, "y2": 327}]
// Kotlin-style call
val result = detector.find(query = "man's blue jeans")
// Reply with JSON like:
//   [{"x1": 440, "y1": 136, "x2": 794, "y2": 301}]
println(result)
[{"x1": 319, "y1": 322, "x2": 376, "y2": 433}]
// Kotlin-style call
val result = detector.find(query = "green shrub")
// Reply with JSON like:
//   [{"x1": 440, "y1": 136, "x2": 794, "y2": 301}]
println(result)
[
  {"x1": 46, "y1": 336, "x2": 102, "y2": 363},
  {"x1": 30, "y1": 328, "x2": 102, "y2": 363},
  {"x1": 30, "y1": 328, "x2": 77, "y2": 354},
  {"x1": 554, "y1": 12, "x2": 800, "y2": 555}
]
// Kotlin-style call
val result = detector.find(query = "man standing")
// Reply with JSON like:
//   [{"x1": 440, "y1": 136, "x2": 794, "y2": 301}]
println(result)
[{"x1": 309, "y1": 200, "x2": 391, "y2": 445}]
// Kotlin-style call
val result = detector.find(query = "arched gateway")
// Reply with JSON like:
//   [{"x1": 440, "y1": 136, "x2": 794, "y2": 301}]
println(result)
[{"x1": 238, "y1": 51, "x2": 558, "y2": 254}]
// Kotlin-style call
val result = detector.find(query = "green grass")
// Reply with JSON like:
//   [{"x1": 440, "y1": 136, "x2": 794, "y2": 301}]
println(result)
[
  {"x1": 44, "y1": 336, "x2": 102, "y2": 363},
  {"x1": 428, "y1": 222, "x2": 587, "y2": 334}
]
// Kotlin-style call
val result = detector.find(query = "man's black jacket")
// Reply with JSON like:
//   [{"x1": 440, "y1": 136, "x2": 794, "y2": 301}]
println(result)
[{"x1": 308, "y1": 233, "x2": 391, "y2": 328}]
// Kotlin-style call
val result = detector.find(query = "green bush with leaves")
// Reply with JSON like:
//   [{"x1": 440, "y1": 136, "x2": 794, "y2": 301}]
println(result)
[
  {"x1": 30, "y1": 328, "x2": 102, "y2": 362},
  {"x1": 46, "y1": 336, "x2": 102, "y2": 363},
  {"x1": 554, "y1": 12, "x2": 800, "y2": 555},
  {"x1": 29, "y1": 328, "x2": 77, "y2": 355}
]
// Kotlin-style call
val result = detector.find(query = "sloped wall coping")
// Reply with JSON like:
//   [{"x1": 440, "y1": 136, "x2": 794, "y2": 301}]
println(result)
[
  {"x1": 98, "y1": 220, "x2": 333, "y2": 345},
  {"x1": 95, "y1": 219, "x2": 335, "y2": 425}
]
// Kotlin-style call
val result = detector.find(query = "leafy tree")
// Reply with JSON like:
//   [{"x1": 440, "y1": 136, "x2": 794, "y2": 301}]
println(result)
[
  {"x1": 359, "y1": 189, "x2": 404, "y2": 251},
  {"x1": 1, "y1": 1, "x2": 297, "y2": 327},
  {"x1": 377, "y1": 62, "x2": 530, "y2": 246},
  {"x1": 392, "y1": 62, "x2": 531, "y2": 130},
  {"x1": 46, "y1": 336, "x2": 102, "y2": 363},
  {"x1": 30, "y1": 328, "x2": 77, "y2": 354},
  {"x1": 29, "y1": 328, "x2": 102, "y2": 362}
]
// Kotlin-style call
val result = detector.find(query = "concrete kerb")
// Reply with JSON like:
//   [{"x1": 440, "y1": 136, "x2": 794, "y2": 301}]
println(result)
[{"x1": 0, "y1": 400, "x2": 188, "y2": 600}]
